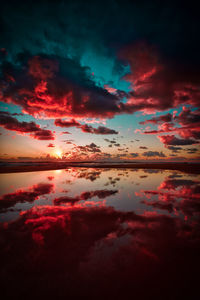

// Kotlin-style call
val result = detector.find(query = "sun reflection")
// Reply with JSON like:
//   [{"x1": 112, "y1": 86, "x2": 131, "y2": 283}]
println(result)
[{"x1": 55, "y1": 169, "x2": 62, "y2": 174}]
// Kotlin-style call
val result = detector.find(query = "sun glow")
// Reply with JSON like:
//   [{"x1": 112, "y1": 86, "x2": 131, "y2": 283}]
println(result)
[{"x1": 55, "y1": 150, "x2": 62, "y2": 158}]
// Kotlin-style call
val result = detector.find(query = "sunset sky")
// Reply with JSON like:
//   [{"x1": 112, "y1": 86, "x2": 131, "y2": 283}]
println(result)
[{"x1": 0, "y1": 0, "x2": 200, "y2": 161}]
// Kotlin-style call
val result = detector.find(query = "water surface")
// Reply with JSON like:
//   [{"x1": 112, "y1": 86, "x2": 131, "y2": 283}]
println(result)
[{"x1": 0, "y1": 168, "x2": 200, "y2": 299}]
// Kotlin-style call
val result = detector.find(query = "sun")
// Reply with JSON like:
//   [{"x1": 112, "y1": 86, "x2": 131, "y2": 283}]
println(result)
[{"x1": 55, "y1": 149, "x2": 62, "y2": 158}]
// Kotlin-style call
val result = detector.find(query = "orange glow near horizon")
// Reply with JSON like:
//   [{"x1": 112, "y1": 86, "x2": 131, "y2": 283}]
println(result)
[{"x1": 55, "y1": 149, "x2": 63, "y2": 159}]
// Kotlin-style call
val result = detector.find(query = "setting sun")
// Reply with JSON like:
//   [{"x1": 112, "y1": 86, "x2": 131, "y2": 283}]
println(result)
[{"x1": 55, "y1": 150, "x2": 62, "y2": 158}]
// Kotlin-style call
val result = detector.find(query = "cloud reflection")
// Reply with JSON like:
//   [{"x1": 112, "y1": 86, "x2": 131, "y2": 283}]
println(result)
[
  {"x1": 0, "y1": 183, "x2": 54, "y2": 212},
  {"x1": 0, "y1": 168, "x2": 200, "y2": 299},
  {"x1": 1, "y1": 204, "x2": 200, "y2": 299}
]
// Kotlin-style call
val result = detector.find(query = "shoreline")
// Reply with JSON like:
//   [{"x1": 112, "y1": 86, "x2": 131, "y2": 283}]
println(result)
[{"x1": 0, "y1": 162, "x2": 199, "y2": 174}]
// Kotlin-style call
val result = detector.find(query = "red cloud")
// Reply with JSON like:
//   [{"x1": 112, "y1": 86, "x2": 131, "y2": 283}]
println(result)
[
  {"x1": 120, "y1": 43, "x2": 200, "y2": 113},
  {"x1": 1, "y1": 49, "x2": 199, "y2": 123},
  {"x1": 175, "y1": 107, "x2": 200, "y2": 125},
  {"x1": 158, "y1": 135, "x2": 198, "y2": 146},
  {"x1": 137, "y1": 107, "x2": 200, "y2": 149},
  {"x1": 142, "y1": 122, "x2": 175, "y2": 135},
  {"x1": 47, "y1": 143, "x2": 55, "y2": 147},
  {"x1": 80, "y1": 124, "x2": 118, "y2": 135},
  {"x1": 0, "y1": 111, "x2": 54, "y2": 140},
  {"x1": 139, "y1": 113, "x2": 172, "y2": 125},
  {"x1": 174, "y1": 108, "x2": 200, "y2": 140},
  {"x1": 55, "y1": 118, "x2": 118, "y2": 135},
  {"x1": 1, "y1": 41, "x2": 200, "y2": 127},
  {"x1": 1, "y1": 55, "x2": 122, "y2": 119},
  {"x1": 54, "y1": 118, "x2": 81, "y2": 127},
  {"x1": 28, "y1": 56, "x2": 59, "y2": 80}
]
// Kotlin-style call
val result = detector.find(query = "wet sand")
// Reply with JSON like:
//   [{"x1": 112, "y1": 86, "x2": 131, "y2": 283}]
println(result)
[{"x1": 0, "y1": 162, "x2": 199, "y2": 174}]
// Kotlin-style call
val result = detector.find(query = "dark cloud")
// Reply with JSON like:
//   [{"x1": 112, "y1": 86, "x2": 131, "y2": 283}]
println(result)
[
  {"x1": 0, "y1": 111, "x2": 54, "y2": 140},
  {"x1": 80, "y1": 124, "x2": 118, "y2": 135},
  {"x1": 139, "y1": 113, "x2": 172, "y2": 125},
  {"x1": 130, "y1": 152, "x2": 139, "y2": 158},
  {"x1": 175, "y1": 107, "x2": 200, "y2": 125},
  {"x1": 143, "y1": 151, "x2": 166, "y2": 157},
  {"x1": 0, "y1": 54, "x2": 123, "y2": 119},
  {"x1": 137, "y1": 108, "x2": 200, "y2": 149},
  {"x1": 0, "y1": 1, "x2": 199, "y2": 124},
  {"x1": 120, "y1": 43, "x2": 200, "y2": 114},
  {"x1": 186, "y1": 148, "x2": 199, "y2": 154},
  {"x1": 55, "y1": 119, "x2": 81, "y2": 127},
  {"x1": 55, "y1": 118, "x2": 118, "y2": 135},
  {"x1": 104, "y1": 139, "x2": 117, "y2": 144},
  {"x1": 174, "y1": 108, "x2": 200, "y2": 140},
  {"x1": 167, "y1": 146, "x2": 182, "y2": 153},
  {"x1": 75, "y1": 143, "x2": 101, "y2": 153},
  {"x1": 186, "y1": 148, "x2": 198, "y2": 152},
  {"x1": 30, "y1": 130, "x2": 55, "y2": 140},
  {"x1": 158, "y1": 135, "x2": 198, "y2": 146}
]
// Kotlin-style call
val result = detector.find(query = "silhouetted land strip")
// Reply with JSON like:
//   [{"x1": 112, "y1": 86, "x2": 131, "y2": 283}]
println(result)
[{"x1": 0, "y1": 162, "x2": 199, "y2": 174}]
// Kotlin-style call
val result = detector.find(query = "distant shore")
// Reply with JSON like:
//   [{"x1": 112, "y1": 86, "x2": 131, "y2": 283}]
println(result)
[{"x1": 0, "y1": 162, "x2": 199, "y2": 174}]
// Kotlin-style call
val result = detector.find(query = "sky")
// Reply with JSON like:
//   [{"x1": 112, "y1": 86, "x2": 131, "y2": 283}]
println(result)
[{"x1": 0, "y1": 0, "x2": 200, "y2": 162}]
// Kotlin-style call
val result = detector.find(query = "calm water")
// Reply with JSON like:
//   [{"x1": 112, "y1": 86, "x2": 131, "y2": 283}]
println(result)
[{"x1": 0, "y1": 168, "x2": 200, "y2": 299}]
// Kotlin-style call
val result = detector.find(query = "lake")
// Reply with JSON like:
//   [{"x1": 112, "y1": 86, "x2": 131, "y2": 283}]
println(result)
[{"x1": 0, "y1": 167, "x2": 200, "y2": 299}]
